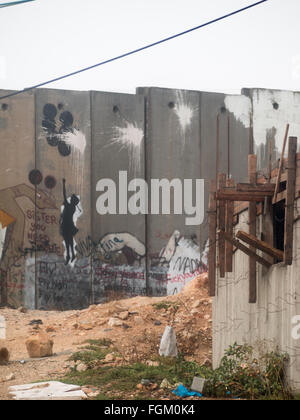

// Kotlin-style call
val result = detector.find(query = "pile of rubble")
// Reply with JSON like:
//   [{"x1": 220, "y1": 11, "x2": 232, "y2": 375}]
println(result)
[{"x1": 0, "y1": 273, "x2": 212, "y2": 398}]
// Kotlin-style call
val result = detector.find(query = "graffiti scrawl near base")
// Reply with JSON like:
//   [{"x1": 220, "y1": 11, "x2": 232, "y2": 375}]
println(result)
[
  {"x1": 0, "y1": 184, "x2": 57, "y2": 271},
  {"x1": 150, "y1": 230, "x2": 207, "y2": 295},
  {"x1": 59, "y1": 179, "x2": 82, "y2": 265}
]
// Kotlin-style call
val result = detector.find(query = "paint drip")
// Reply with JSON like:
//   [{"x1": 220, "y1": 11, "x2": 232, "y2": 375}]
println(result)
[
  {"x1": 62, "y1": 129, "x2": 86, "y2": 154},
  {"x1": 111, "y1": 121, "x2": 144, "y2": 173},
  {"x1": 174, "y1": 91, "x2": 196, "y2": 149}
]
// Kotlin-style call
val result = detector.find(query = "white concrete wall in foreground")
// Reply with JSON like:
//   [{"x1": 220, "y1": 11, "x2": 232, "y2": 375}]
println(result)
[{"x1": 213, "y1": 200, "x2": 300, "y2": 391}]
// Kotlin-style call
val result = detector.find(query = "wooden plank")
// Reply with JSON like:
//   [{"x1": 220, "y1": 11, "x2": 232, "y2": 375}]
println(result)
[
  {"x1": 218, "y1": 231, "x2": 272, "y2": 268},
  {"x1": 271, "y1": 173, "x2": 287, "y2": 184},
  {"x1": 225, "y1": 179, "x2": 234, "y2": 272},
  {"x1": 236, "y1": 183, "x2": 275, "y2": 193},
  {"x1": 216, "y1": 191, "x2": 268, "y2": 202},
  {"x1": 236, "y1": 230, "x2": 284, "y2": 261},
  {"x1": 273, "y1": 190, "x2": 287, "y2": 204},
  {"x1": 208, "y1": 180, "x2": 217, "y2": 297},
  {"x1": 218, "y1": 174, "x2": 226, "y2": 278},
  {"x1": 273, "y1": 124, "x2": 290, "y2": 204},
  {"x1": 248, "y1": 154, "x2": 257, "y2": 304},
  {"x1": 284, "y1": 137, "x2": 297, "y2": 265}
]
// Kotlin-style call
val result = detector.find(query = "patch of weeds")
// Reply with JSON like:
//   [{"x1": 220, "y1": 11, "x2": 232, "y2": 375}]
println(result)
[
  {"x1": 62, "y1": 342, "x2": 294, "y2": 400},
  {"x1": 62, "y1": 355, "x2": 205, "y2": 399},
  {"x1": 69, "y1": 339, "x2": 115, "y2": 367},
  {"x1": 199, "y1": 343, "x2": 292, "y2": 400},
  {"x1": 152, "y1": 301, "x2": 179, "y2": 311},
  {"x1": 82, "y1": 339, "x2": 113, "y2": 347}
]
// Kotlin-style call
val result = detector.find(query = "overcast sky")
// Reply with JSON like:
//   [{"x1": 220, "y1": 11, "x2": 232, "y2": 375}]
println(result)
[{"x1": 0, "y1": 0, "x2": 299, "y2": 95}]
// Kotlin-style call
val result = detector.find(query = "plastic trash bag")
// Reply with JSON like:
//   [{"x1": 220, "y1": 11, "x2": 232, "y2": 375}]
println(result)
[
  {"x1": 172, "y1": 384, "x2": 202, "y2": 398},
  {"x1": 159, "y1": 326, "x2": 178, "y2": 357}
]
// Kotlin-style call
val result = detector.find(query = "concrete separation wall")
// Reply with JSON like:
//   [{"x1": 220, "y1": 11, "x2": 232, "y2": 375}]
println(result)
[{"x1": 0, "y1": 85, "x2": 254, "y2": 309}]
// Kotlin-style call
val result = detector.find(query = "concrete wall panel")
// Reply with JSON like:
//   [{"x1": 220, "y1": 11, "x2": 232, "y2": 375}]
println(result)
[
  {"x1": 0, "y1": 90, "x2": 35, "y2": 308},
  {"x1": 91, "y1": 91, "x2": 146, "y2": 302},
  {"x1": 243, "y1": 88, "x2": 300, "y2": 173},
  {"x1": 143, "y1": 87, "x2": 203, "y2": 296},
  {"x1": 35, "y1": 89, "x2": 92, "y2": 309}
]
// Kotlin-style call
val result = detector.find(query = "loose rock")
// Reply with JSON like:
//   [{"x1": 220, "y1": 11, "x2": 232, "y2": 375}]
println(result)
[
  {"x1": 0, "y1": 347, "x2": 10, "y2": 365},
  {"x1": 108, "y1": 318, "x2": 123, "y2": 327},
  {"x1": 25, "y1": 331, "x2": 53, "y2": 358}
]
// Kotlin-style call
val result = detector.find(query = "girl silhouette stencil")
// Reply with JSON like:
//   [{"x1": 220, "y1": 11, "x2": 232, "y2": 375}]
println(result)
[{"x1": 60, "y1": 178, "x2": 81, "y2": 265}]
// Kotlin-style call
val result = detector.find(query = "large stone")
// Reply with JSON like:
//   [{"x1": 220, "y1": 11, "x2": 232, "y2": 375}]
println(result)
[
  {"x1": 0, "y1": 347, "x2": 10, "y2": 365},
  {"x1": 25, "y1": 331, "x2": 53, "y2": 358}
]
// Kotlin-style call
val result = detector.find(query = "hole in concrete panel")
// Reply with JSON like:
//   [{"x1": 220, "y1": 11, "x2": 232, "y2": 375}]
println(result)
[
  {"x1": 113, "y1": 105, "x2": 119, "y2": 113},
  {"x1": 220, "y1": 105, "x2": 227, "y2": 114},
  {"x1": 168, "y1": 102, "x2": 175, "y2": 109},
  {"x1": 1, "y1": 103, "x2": 8, "y2": 111},
  {"x1": 57, "y1": 103, "x2": 64, "y2": 110},
  {"x1": 273, "y1": 102, "x2": 279, "y2": 110}
]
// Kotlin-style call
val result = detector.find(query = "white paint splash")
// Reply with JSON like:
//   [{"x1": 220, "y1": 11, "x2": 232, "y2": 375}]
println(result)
[
  {"x1": 0, "y1": 225, "x2": 7, "y2": 260},
  {"x1": 174, "y1": 91, "x2": 196, "y2": 149},
  {"x1": 225, "y1": 95, "x2": 251, "y2": 128},
  {"x1": 252, "y1": 89, "x2": 300, "y2": 170},
  {"x1": 111, "y1": 121, "x2": 144, "y2": 173},
  {"x1": 62, "y1": 129, "x2": 86, "y2": 154},
  {"x1": 159, "y1": 230, "x2": 180, "y2": 263}
]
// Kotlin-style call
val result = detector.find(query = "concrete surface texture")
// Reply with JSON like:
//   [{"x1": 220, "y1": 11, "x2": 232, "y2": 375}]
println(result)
[
  {"x1": 213, "y1": 203, "x2": 300, "y2": 392},
  {"x1": 1, "y1": 85, "x2": 297, "y2": 310}
]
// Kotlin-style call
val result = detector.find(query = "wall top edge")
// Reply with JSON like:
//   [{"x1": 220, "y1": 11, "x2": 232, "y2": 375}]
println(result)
[{"x1": 1, "y1": 86, "x2": 300, "y2": 101}]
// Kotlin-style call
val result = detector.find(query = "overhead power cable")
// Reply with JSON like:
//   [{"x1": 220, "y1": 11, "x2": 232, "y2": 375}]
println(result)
[
  {"x1": 0, "y1": 0, "x2": 268, "y2": 101},
  {"x1": 0, "y1": 0, "x2": 35, "y2": 8}
]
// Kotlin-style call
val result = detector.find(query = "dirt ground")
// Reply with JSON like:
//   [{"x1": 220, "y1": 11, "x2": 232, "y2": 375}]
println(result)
[{"x1": 0, "y1": 274, "x2": 211, "y2": 400}]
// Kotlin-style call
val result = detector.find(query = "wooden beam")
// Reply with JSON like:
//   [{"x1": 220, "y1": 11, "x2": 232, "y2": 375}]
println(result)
[
  {"x1": 284, "y1": 137, "x2": 297, "y2": 265},
  {"x1": 236, "y1": 183, "x2": 275, "y2": 193},
  {"x1": 248, "y1": 154, "x2": 257, "y2": 304},
  {"x1": 218, "y1": 174, "x2": 226, "y2": 278},
  {"x1": 225, "y1": 179, "x2": 234, "y2": 273},
  {"x1": 208, "y1": 180, "x2": 217, "y2": 297},
  {"x1": 216, "y1": 190, "x2": 268, "y2": 202},
  {"x1": 273, "y1": 124, "x2": 290, "y2": 204},
  {"x1": 236, "y1": 230, "x2": 284, "y2": 261},
  {"x1": 218, "y1": 230, "x2": 272, "y2": 268}
]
